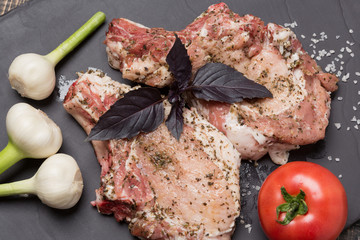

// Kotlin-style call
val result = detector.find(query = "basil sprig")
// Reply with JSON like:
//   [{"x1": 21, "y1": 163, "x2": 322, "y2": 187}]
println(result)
[{"x1": 88, "y1": 34, "x2": 272, "y2": 141}]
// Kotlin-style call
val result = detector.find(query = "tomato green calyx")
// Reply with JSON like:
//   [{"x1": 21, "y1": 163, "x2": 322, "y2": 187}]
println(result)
[{"x1": 276, "y1": 186, "x2": 308, "y2": 225}]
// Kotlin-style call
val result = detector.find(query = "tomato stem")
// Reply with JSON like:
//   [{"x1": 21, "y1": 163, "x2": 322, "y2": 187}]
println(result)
[{"x1": 276, "y1": 186, "x2": 308, "y2": 225}]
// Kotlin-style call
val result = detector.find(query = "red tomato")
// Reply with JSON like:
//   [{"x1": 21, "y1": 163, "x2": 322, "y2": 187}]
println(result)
[{"x1": 258, "y1": 161, "x2": 348, "y2": 240}]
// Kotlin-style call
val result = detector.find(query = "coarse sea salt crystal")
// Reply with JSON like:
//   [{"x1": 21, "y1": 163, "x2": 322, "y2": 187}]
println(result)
[
  {"x1": 334, "y1": 123, "x2": 342, "y2": 129},
  {"x1": 325, "y1": 62, "x2": 336, "y2": 72},
  {"x1": 337, "y1": 96, "x2": 343, "y2": 101},
  {"x1": 57, "y1": 75, "x2": 77, "y2": 101},
  {"x1": 335, "y1": 157, "x2": 340, "y2": 162},
  {"x1": 244, "y1": 224, "x2": 252, "y2": 234},
  {"x1": 319, "y1": 49, "x2": 327, "y2": 56},
  {"x1": 349, "y1": 29, "x2": 354, "y2": 33},
  {"x1": 311, "y1": 38, "x2": 319, "y2": 44},
  {"x1": 339, "y1": 174, "x2": 343, "y2": 179},
  {"x1": 342, "y1": 73, "x2": 350, "y2": 82},
  {"x1": 328, "y1": 156, "x2": 333, "y2": 161},
  {"x1": 284, "y1": 21, "x2": 297, "y2": 28}
]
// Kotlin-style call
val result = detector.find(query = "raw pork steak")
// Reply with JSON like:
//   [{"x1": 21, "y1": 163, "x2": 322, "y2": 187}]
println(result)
[
  {"x1": 63, "y1": 70, "x2": 241, "y2": 239},
  {"x1": 105, "y1": 2, "x2": 338, "y2": 164}
]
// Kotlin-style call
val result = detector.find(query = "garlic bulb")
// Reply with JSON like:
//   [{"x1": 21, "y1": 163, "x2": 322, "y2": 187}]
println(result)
[
  {"x1": 34, "y1": 154, "x2": 84, "y2": 209},
  {"x1": 8, "y1": 53, "x2": 56, "y2": 100},
  {"x1": 0, "y1": 153, "x2": 84, "y2": 209},
  {"x1": 6, "y1": 102, "x2": 62, "y2": 158},
  {"x1": 8, "y1": 11, "x2": 106, "y2": 100},
  {"x1": 0, "y1": 102, "x2": 62, "y2": 174}
]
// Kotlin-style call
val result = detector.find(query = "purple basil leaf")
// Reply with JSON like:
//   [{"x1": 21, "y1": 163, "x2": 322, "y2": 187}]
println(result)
[
  {"x1": 165, "y1": 99, "x2": 185, "y2": 140},
  {"x1": 166, "y1": 34, "x2": 192, "y2": 90},
  {"x1": 87, "y1": 88, "x2": 164, "y2": 141},
  {"x1": 168, "y1": 81, "x2": 182, "y2": 104},
  {"x1": 189, "y1": 63, "x2": 273, "y2": 103}
]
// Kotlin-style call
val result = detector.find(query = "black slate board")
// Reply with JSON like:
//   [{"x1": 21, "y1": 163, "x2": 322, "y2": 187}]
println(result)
[{"x1": 0, "y1": 0, "x2": 360, "y2": 239}]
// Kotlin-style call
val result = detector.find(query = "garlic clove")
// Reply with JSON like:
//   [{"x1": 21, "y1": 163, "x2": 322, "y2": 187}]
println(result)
[
  {"x1": 8, "y1": 53, "x2": 56, "y2": 100},
  {"x1": 34, "y1": 153, "x2": 84, "y2": 209}
]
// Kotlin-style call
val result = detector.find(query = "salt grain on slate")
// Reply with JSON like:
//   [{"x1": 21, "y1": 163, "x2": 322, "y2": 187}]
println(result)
[
  {"x1": 244, "y1": 224, "x2": 252, "y2": 234},
  {"x1": 342, "y1": 73, "x2": 350, "y2": 82},
  {"x1": 284, "y1": 21, "x2": 298, "y2": 28}
]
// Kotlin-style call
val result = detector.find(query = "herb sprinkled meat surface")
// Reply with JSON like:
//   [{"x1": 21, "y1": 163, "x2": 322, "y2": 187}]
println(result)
[
  {"x1": 63, "y1": 70, "x2": 241, "y2": 239},
  {"x1": 105, "y1": 2, "x2": 338, "y2": 164}
]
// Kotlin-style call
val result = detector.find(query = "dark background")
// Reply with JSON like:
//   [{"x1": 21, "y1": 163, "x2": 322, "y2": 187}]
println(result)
[{"x1": 0, "y1": 0, "x2": 359, "y2": 239}]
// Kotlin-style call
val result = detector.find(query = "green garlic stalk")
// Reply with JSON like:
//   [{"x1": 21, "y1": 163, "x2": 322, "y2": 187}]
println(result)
[
  {"x1": 0, "y1": 153, "x2": 84, "y2": 209},
  {"x1": 8, "y1": 11, "x2": 106, "y2": 100}
]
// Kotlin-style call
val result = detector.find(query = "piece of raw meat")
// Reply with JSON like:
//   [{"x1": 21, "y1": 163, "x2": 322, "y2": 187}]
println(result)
[
  {"x1": 104, "y1": 2, "x2": 338, "y2": 164},
  {"x1": 63, "y1": 70, "x2": 241, "y2": 239}
]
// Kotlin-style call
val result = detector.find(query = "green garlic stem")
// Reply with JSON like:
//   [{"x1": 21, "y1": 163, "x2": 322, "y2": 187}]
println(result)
[
  {"x1": 0, "y1": 141, "x2": 26, "y2": 175},
  {"x1": 0, "y1": 177, "x2": 36, "y2": 196},
  {"x1": 45, "y1": 11, "x2": 106, "y2": 65}
]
